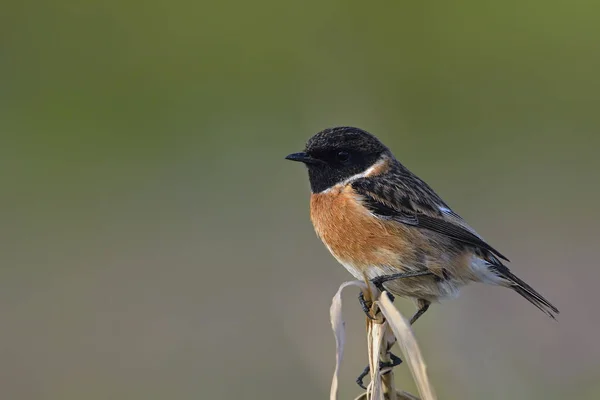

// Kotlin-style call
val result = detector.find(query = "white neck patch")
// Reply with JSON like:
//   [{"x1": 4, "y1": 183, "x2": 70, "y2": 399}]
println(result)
[{"x1": 318, "y1": 157, "x2": 388, "y2": 194}]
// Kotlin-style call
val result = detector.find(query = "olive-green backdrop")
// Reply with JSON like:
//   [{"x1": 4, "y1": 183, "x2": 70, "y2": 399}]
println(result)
[{"x1": 2, "y1": 1, "x2": 599, "y2": 399}]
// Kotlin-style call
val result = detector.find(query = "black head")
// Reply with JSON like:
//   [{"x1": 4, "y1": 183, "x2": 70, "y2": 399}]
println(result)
[{"x1": 285, "y1": 127, "x2": 391, "y2": 193}]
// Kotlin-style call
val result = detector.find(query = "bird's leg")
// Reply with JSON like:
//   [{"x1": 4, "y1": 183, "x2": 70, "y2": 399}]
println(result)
[
  {"x1": 360, "y1": 271, "x2": 430, "y2": 318},
  {"x1": 356, "y1": 322, "x2": 403, "y2": 389},
  {"x1": 358, "y1": 290, "x2": 396, "y2": 319},
  {"x1": 356, "y1": 352, "x2": 403, "y2": 390},
  {"x1": 355, "y1": 273, "x2": 433, "y2": 389},
  {"x1": 409, "y1": 299, "x2": 431, "y2": 325},
  {"x1": 358, "y1": 291, "x2": 374, "y2": 318},
  {"x1": 385, "y1": 352, "x2": 403, "y2": 370},
  {"x1": 355, "y1": 297, "x2": 432, "y2": 389},
  {"x1": 370, "y1": 270, "x2": 434, "y2": 293},
  {"x1": 356, "y1": 365, "x2": 370, "y2": 390}
]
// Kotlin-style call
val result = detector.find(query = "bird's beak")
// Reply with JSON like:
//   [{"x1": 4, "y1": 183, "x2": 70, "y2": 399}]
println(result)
[{"x1": 285, "y1": 152, "x2": 322, "y2": 165}]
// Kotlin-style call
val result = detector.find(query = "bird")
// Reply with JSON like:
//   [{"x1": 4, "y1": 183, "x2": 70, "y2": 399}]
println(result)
[
  {"x1": 286, "y1": 127, "x2": 560, "y2": 388},
  {"x1": 285, "y1": 126, "x2": 559, "y2": 324}
]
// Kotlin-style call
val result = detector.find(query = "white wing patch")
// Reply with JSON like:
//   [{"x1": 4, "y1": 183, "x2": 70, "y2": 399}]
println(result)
[{"x1": 438, "y1": 206, "x2": 452, "y2": 214}]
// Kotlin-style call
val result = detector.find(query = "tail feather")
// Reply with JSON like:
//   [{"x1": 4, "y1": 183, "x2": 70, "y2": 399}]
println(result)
[{"x1": 491, "y1": 265, "x2": 559, "y2": 319}]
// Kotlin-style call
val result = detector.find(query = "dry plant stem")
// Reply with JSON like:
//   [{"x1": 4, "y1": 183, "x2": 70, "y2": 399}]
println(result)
[
  {"x1": 364, "y1": 288, "x2": 397, "y2": 400},
  {"x1": 330, "y1": 280, "x2": 370, "y2": 400},
  {"x1": 330, "y1": 281, "x2": 435, "y2": 400},
  {"x1": 366, "y1": 314, "x2": 384, "y2": 400},
  {"x1": 379, "y1": 293, "x2": 437, "y2": 400},
  {"x1": 362, "y1": 275, "x2": 398, "y2": 400},
  {"x1": 379, "y1": 339, "x2": 397, "y2": 400},
  {"x1": 355, "y1": 391, "x2": 421, "y2": 400}
]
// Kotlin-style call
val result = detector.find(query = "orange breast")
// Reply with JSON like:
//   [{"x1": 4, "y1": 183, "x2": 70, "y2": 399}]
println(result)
[{"x1": 310, "y1": 186, "x2": 421, "y2": 270}]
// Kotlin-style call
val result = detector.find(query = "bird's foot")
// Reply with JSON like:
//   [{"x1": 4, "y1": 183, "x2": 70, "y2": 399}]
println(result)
[
  {"x1": 356, "y1": 352, "x2": 403, "y2": 389},
  {"x1": 358, "y1": 286, "x2": 396, "y2": 320},
  {"x1": 358, "y1": 291, "x2": 376, "y2": 319}
]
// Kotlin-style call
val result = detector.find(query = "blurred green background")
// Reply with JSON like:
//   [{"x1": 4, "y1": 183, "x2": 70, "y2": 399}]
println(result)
[{"x1": 2, "y1": 1, "x2": 599, "y2": 399}]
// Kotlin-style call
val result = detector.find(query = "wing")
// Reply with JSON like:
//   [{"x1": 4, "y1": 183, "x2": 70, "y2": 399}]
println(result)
[{"x1": 351, "y1": 173, "x2": 509, "y2": 262}]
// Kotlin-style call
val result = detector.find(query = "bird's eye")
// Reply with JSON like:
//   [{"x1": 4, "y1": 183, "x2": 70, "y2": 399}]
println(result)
[{"x1": 336, "y1": 151, "x2": 350, "y2": 163}]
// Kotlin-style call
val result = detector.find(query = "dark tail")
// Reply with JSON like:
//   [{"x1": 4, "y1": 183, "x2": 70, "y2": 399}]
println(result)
[{"x1": 492, "y1": 265, "x2": 559, "y2": 319}]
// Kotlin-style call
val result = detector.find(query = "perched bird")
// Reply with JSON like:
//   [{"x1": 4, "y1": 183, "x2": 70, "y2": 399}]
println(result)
[{"x1": 285, "y1": 127, "x2": 559, "y2": 324}]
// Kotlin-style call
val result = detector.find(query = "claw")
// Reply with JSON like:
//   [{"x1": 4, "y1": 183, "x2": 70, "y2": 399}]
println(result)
[
  {"x1": 358, "y1": 291, "x2": 376, "y2": 320},
  {"x1": 355, "y1": 352, "x2": 403, "y2": 389}
]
